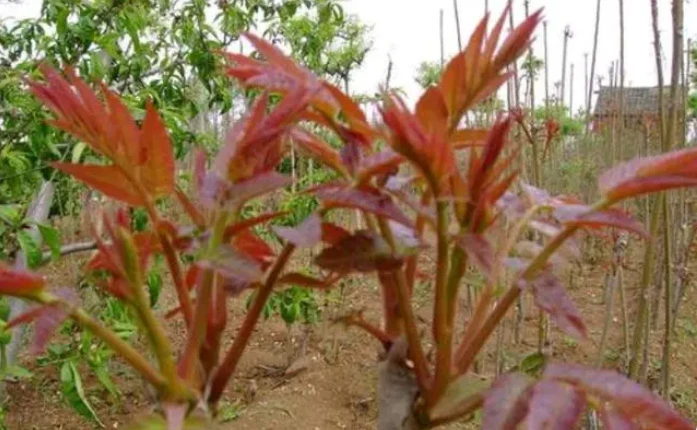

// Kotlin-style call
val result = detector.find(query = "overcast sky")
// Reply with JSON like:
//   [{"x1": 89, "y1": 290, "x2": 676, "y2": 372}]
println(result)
[
  {"x1": 2, "y1": 0, "x2": 695, "y2": 111},
  {"x1": 343, "y1": 0, "x2": 696, "y2": 109}
]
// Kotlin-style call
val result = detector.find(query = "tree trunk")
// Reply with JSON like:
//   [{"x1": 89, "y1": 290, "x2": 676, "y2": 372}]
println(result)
[
  {"x1": 561, "y1": 26, "x2": 571, "y2": 110},
  {"x1": 543, "y1": 21, "x2": 550, "y2": 114}
]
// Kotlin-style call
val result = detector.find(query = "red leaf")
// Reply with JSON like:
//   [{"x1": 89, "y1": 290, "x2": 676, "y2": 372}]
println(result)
[
  {"x1": 314, "y1": 230, "x2": 402, "y2": 273},
  {"x1": 449, "y1": 128, "x2": 489, "y2": 149},
  {"x1": 53, "y1": 162, "x2": 144, "y2": 206},
  {"x1": 277, "y1": 272, "x2": 332, "y2": 289},
  {"x1": 355, "y1": 149, "x2": 404, "y2": 185},
  {"x1": 526, "y1": 381, "x2": 586, "y2": 430},
  {"x1": 483, "y1": 372, "x2": 533, "y2": 430},
  {"x1": 289, "y1": 128, "x2": 346, "y2": 175},
  {"x1": 381, "y1": 95, "x2": 456, "y2": 190},
  {"x1": 415, "y1": 86, "x2": 448, "y2": 138},
  {"x1": 545, "y1": 363, "x2": 694, "y2": 430},
  {"x1": 457, "y1": 233, "x2": 494, "y2": 276},
  {"x1": 139, "y1": 101, "x2": 175, "y2": 197},
  {"x1": 313, "y1": 183, "x2": 413, "y2": 227},
  {"x1": 272, "y1": 213, "x2": 322, "y2": 248},
  {"x1": 231, "y1": 229, "x2": 275, "y2": 267},
  {"x1": 0, "y1": 264, "x2": 45, "y2": 297},
  {"x1": 520, "y1": 270, "x2": 587, "y2": 341},
  {"x1": 599, "y1": 147, "x2": 697, "y2": 202},
  {"x1": 320, "y1": 222, "x2": 351, "y2": 245}
]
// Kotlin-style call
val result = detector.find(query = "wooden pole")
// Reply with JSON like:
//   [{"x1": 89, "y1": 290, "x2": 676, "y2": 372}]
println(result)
[
  {"x1": 544, "y1": 21, "x2": 550, "y2": 114},
  {"x1": 570, "y1": 63, "x2": 575, "y2": 116},
  {"x1": 440, "y1": 9, "x2": 445, "y2": 68},
  {"x1": 453, "y1": 0, "x2": 462, "y2": 51},
  {"x1": 586, "y1": 0, "x2": 601, "y2": 133},
  {"x1": 561, "y1": 26, "x2": 572, "y2": 109}
]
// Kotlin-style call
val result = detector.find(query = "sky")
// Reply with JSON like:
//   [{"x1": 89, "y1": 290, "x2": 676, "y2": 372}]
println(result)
[{"x1": 1, "y1": 0, "x2": 695, "y2": 111}]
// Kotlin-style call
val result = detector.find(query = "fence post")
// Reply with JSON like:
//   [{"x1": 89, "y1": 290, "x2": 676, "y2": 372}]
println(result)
[{"x1": 0, "y1": 181, "x2": 55, "y2": 401}]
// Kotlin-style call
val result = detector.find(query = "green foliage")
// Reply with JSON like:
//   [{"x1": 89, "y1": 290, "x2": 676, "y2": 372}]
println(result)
[
  {"x1": 534, "y1": 105, "x2": 583, "y2": 136},
  {"x1": 60, "y1": 360, "x2": 103, "y2": 426},
  {"x1": 0, "y1": 0, "x2": 370, "y2": 208},
  {"x1": 259, "y1": 285, "x2": 321, "y2": 327},
  {"x1": 415, "y1": 61, "x2": 442, "y2": 89}
]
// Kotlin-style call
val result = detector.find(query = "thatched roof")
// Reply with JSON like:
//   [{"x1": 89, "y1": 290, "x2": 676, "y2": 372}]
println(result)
[{"x1": 593, "y1": 86, "x2": 686, "y2": 117}]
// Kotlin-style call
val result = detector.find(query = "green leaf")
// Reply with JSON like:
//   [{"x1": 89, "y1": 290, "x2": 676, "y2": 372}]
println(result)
[
  {"x1": 60, "y1": 361, "x2": 104, "y2": 427},
  {"x1": 17, "y1": 230, "x2": 42, "y2": 269},
  {"x1": 37, "y1": 224, "x2": 61, "y2": 261},
  {"x1": 0, "y1": 205, "x2": 22, "y2": 226},
  {"x1": 93, "y1": 365, "x2": 120, "y2": 398},
  {"x1": 71, "y1": 142, "x2": 87, "y2": 163},
  {"x1": 146, "y1": 271, "x2": 162, "y2": 308},
  {"x1": 520, "y1": 351, "x2": 547, "y2": 375},
  {"x1": 2, "y1": 364, "x2": 33, "y2": 379},
  {"x1": 430, "y1": 374, "x2": 491, "y2": 421}
]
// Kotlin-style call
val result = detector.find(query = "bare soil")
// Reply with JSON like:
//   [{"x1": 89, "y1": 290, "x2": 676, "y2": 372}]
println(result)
[{"x1": 3, "y1": 220, "x2": 697, "y2": 429}]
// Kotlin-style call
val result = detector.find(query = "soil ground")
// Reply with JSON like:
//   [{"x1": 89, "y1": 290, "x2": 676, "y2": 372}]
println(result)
[{"x1": 3, "y1": 218, "x2": 697, "y2": 429}]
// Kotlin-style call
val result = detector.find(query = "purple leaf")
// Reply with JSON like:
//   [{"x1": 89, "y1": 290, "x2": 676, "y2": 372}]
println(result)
[
  {"x1": 483, "y1": 372, "x2": 533, "y2": 430},
  {"x1": 272, "y1": 213, "x2": 322, "y2": 248},
  {"x1": 457, "y1": 233, "x2": 494, "y2": 276},
  {"x1": 201, "y1": 171, "x2": 291, "y2": 209},
  {"x1": 526, "y1": 380, "x2": 586, "y2": 430},
  {"x1": 314, "y1": 230, "x2": 403, "y2": 273},
  {"x1": 199, "y1": 246, "x2": 264, "y2": 295},
  {"x1": 558, "y1": 206, "x2": 648, "y2": 238},
  {"x1": 599, "y1": 404, "x2": 639, "y2": 430},
  {"x1": 520, "y1": 270, "x2": 587, "y2": 341},
  {"x1": 32, "y1": 288, "x2": 77, "y2": 355},
  {"x1": 313, "y1": 183, "x2": 413, "y2": 227},
  {"x1": 545, "y1": 363, "x2": 695, "y2": 430}
]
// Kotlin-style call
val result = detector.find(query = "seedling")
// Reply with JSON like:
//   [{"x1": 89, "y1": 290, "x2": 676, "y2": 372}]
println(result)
[{"x1": 0, "y1": 6, "x2": 693, "y2": 429}]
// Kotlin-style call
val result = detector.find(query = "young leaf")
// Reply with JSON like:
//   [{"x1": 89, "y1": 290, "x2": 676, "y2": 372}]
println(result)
[
  {"x1": 456, "y1": 233, "x2": 494, "y2": 277},
  {"x1": 37, "y1": 224, "x2": 61, "y2": 261},
  {"x1": 289, "y1": 128, "x2": 346, "y2": 176},
  {"x1": 60, "y1": 361, "x2": 104, "y2": 426},
  {"x1": 599, "y1": 147, "x2": 697, "y2": 202},
  {"x1": 17, "y1": 230, "x2": 43, "y2": 269},
  {"x1": 52, "y1": 162, "x2": 144, "y2": 206},
  {"x1": 0, "y1": 204, "x2": 22, "y2": 226},
  {"x1": 313, "y1": 183, "x2": 413, "y2": 227},
  {"x1": 519, "y1": 270, "x2": 587, "y2": 341},
  {"x1": 320, "y1": 222, "x2": 351, "y2": 245},
  {"x1": 482, "y1": 372, "x2": 533, "y2": 430},
  {"x1": 315, "y1": 230, "x2": 402, "y2": 273},
  {"x1": 526, "y1": 380, "x2": 586, "y2": 430},
  {"x1": 201, "y1": 171, "x2": 292, "y2": 209},
  {"x1": 139, "y1": 101, "x2": 175, "y2": 197},
  {"x1": 0, "y1": 263, "x2": 45, "y2": 297},
  {"x1": 554, "y1": 205, "x2": 648, "y2": 238},
  {"x1": 272, "y1": 213, "x2": 322, "y2": 248},
  {"x1": 545, "y1": 363, "x2": 694, "y2": 430}
]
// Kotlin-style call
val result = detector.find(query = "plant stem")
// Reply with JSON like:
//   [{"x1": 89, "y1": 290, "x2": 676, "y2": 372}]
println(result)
[
  {"x1": 660, "y1": 194, "x2": 672, "y2": 398},
  {"x1": 430, "y1": 201, "x2": 451, "y2": 406},
  {"x1": 377, "y1": 218, "x2": 431, "y2": 394},
  {"x1": 179, "y1": 212, "x2": 229, "y2": 382},
  {"x1": 208, "y1": 243, "x2": 296, "y2": 405}
]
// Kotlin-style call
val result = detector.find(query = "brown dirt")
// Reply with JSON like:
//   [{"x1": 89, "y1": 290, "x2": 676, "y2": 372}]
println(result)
[{"x1": 3, "y1": 219, "x2": 697, "y2": 429}]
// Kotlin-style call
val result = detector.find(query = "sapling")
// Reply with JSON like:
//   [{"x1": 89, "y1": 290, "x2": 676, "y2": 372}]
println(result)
[{"x1": 0, "y1": 5, "x2": 695, "y2": 430}]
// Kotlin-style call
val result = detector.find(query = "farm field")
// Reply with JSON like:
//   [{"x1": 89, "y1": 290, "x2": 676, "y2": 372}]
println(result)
[{"x1": 0, "y1": 0, "x2": 696, "y2": 429}]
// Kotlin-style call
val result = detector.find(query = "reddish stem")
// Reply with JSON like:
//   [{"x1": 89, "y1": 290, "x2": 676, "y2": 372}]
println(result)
[{"x1": 208, "y1": 243, "x2": 296, "y2": 404}]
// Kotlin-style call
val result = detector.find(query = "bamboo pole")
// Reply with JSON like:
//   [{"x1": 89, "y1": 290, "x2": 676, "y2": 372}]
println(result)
[{"x1": 586, "y1": 0, "x2": 602, "y2": 133}]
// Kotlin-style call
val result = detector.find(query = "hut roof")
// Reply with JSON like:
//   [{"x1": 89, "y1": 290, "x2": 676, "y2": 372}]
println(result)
[{"x1": 593, "y1": 86, "x2": 686, "y2": 117}]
